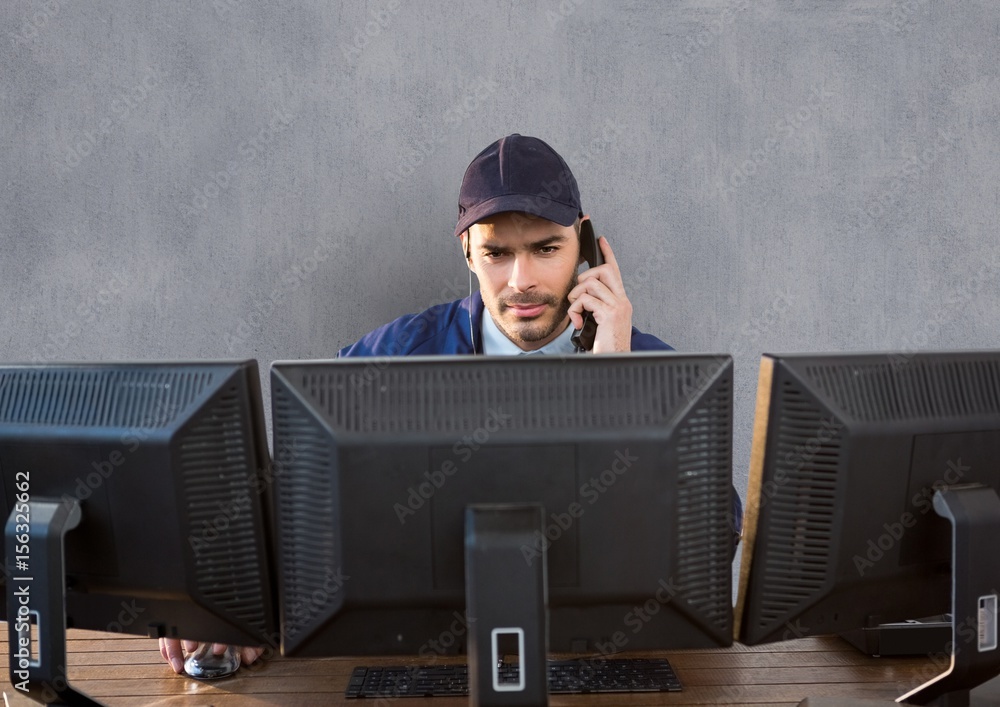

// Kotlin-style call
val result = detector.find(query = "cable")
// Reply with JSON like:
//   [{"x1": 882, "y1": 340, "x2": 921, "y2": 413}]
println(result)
[{"x1": 466, "y1": 232, "x2": 476, "y2": 354}]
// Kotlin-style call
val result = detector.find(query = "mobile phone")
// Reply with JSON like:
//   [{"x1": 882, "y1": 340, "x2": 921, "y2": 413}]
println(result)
[{"x1": 570, "y1": 220, "x2": 604, "y2": 352}]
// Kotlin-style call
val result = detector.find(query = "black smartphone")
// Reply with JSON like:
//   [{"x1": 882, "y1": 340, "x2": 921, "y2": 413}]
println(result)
[{"x1": 570, "y1": 220, "x2": 604, "y2": 352}]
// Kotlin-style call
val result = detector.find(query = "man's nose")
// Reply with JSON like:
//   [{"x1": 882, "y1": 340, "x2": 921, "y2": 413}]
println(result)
[{"x1": 507, "y1": 254, "x2": 537, "y2": 292}]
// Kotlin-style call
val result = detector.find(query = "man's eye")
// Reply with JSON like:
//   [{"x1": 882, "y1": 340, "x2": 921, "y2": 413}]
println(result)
[
  {"x1": 538, "y1": 246, "x2": 557, "y2": 254},
  {"x1": 485, "y1": 251, "x2": 504, "y2": 258}
]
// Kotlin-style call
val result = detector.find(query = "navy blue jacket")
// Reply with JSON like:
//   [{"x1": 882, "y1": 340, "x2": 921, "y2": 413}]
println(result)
[
  {"x1": 338, "y1": 292, "x2": 743, "y2": 551},
  {"x1": 337, "y1": 292, "x2": 673, "y2": 356}
]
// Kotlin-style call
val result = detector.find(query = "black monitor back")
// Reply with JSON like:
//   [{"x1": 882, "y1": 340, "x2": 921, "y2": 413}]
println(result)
[
  {"x1": 271, "y1": 353, "x2": 735, "y2": 657},
  {"x1": 0, "y1": 361, "x2": 277, "y2": 646},
  {"x1": 737, "y1": 351, "x2": 1000, "y2": 645}
]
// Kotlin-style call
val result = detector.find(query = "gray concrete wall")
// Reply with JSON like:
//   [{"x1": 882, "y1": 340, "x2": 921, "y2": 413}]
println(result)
[{"x1": 3, "y1": 0, "x2": 999, "y2": 589}]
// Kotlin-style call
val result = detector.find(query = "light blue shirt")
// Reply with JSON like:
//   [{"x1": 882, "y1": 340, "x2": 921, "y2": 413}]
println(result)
[{"x1": 481, "y1": 307, "x2": 579, "y2": 356}]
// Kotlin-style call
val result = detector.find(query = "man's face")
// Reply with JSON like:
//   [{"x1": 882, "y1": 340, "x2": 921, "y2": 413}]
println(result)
[{"x1": 464, "y1": 212, "x2": 581, "y2": 351}]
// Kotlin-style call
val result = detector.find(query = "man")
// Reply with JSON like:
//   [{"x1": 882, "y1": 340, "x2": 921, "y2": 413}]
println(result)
[
  {"x1": 338, "y1": 134, "x2": 667, "y2": 357},
  {"x1": 338, "y1": 134, "x2": 743, "y2": 547},
  {"x1": 341, "y1": 132, "x2": 741, "y2": 547},
  {"x1": 160, "y1": 134, "x2": 742, "y2": 673}
]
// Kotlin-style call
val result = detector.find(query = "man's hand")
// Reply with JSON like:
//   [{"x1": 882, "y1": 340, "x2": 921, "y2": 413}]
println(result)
[
  {"x1": 568, "y1": 235, "x2": 633, "y2": 353},
  {"x1": 158, "y1": 638, "x2": 265, "y2": 674}
]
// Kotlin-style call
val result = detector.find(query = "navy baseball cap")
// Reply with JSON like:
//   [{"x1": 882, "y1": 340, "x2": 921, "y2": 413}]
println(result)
[{"x1": 455, "y1": 134, "x2": 582, "y2": 237}]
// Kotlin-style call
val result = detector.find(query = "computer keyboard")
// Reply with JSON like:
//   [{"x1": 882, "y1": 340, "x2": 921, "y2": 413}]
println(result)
[{"x1": 345, "y1": 657, "x2": 682, "y2": 698}]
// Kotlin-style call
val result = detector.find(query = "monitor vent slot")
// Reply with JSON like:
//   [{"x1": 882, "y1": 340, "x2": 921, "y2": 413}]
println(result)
[
  {"x1": 304, "y1": 360, "x2": 723, "y2": 434},
  {"x1": 804, "y1": 357, "x2": 1000, "y2": 422},
  {"x1": 0, "y1": 368, "x2": 212, "y2": 427},
  {"x1": 675, "y1": 380, "x2": 733, "y2": 632},
  {"x1": 754, "y1": 381, "x2": 841, "y2": 631},
  {"x1": 272, "y1": 385, "x2": 339, "y2": 644},
  {"x1": 180, "y1": 385, "x2": 269, "y2": 635}
]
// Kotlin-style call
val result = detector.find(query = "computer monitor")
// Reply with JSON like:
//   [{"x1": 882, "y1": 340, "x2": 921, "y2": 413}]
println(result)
[
  {"x1": 269, "y1": 353, "x2": 736, "y2": 674},
  {"x1": 735, "y1": 351, "x2": 1000, "y2": 705},
  {"x1": 0, "y1": 361, "x2": 278, "y2": 704}
]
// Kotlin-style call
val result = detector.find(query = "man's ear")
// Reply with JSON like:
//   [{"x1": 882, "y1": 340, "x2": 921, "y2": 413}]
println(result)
[{"x1": 460, "y1": 232, "x2": 474, "y2": 271}]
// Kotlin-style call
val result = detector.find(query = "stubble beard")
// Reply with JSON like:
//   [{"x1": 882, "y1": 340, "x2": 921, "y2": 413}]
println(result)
[{"x1": 490, "y1": 272, "x2": 577, "y2": 347}]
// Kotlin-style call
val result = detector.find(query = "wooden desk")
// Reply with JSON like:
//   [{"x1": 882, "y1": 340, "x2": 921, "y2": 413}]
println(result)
[{"x1": 0, "y1": 627, "x2": 995, "y2": 706}]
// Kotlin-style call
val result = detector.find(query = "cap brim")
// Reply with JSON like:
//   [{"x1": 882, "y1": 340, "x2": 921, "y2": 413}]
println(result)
[{"x1": 454, "y1": 195, "x2": 580, "y2": 237}]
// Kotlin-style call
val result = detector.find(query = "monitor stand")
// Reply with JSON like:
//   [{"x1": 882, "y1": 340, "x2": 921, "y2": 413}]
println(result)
[
  {"x1": 464, "y1": 504, "x2": 549, "y2": 707},
  {"x1": 840, "y1": 616, "x2": 952, "y2": 658},
  {"x1": 897, "y1": 484, "x2": 1000, "y2": 707},
  {"x1": 5, "y1": 497, "x2": 102, "y2": 706}
]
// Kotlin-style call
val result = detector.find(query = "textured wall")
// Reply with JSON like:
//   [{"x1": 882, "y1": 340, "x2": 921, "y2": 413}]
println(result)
[{"x1": 4, "y1": 1, "x2": 1000, "y2": 589}]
